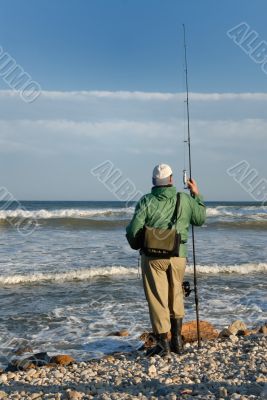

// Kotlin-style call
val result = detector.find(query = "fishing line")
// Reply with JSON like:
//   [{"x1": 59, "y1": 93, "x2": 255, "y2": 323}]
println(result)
[{"x1": 182, "y1": 24, "x2": 201, "y2": 348}]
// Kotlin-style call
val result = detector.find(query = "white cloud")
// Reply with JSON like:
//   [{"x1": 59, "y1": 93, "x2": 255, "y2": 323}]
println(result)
[
  {"x1": 0, "y1": 117, "x2": 265, "y2": 156},
  {"x1": 0, "y1": 89, "x2": 266, "y2": 199},
  {"x1": 1, "y1": 89, "x2": 267, "y2": 102},
  {"x1": 38, "y1": 90, "x2": 267, "y2": 102}
]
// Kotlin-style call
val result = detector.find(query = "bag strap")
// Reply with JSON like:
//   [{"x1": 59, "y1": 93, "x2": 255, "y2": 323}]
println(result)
[{"x1": 169, "y1": 193, "x2": 180, "y2": 228}]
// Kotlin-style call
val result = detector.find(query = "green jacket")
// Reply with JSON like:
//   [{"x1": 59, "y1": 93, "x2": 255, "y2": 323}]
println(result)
[{"x1": 126, "y1": 185, "x2": 206, "y2": 257}]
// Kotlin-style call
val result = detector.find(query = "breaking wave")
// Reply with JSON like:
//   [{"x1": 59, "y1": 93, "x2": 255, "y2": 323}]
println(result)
[
  {"x1": 0, "y1": 207, "x2": 134, "y2": 220},
  {"x1": 0, "y1": 263, "x2": 266, "y2": 285},
  {"x1": 206, "y1": 206, "x2": 266, "y2": 218},
  {"x1": 205, "y1": 205, "x2": 267, "y2": 228},
  {"x1": 0, "y1": 205, "x2": 266, "y2": 229},
  {"x1": 186, "y1": 262, "x2": 267, "y2": 275}
]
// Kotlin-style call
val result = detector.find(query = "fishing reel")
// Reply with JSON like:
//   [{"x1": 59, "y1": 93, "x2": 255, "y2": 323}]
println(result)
[{"x1": 182, "y1": 281, "x2": 193, "y2": 297}]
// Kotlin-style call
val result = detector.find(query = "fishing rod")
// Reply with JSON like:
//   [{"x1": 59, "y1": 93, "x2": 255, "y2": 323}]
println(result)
[{"x1": 182, "y1": 24, "x2": 201, "y2": 348}]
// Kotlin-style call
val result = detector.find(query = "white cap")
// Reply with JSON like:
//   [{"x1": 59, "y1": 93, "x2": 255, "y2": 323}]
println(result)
[{"x1": 152, "y1": 164, "x2": 173, "y2": 186}]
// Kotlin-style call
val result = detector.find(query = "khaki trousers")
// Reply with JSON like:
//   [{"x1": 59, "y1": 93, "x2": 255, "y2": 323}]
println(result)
[{"x1": 141, "y1": 254, "x2": 186, "y2": 334}]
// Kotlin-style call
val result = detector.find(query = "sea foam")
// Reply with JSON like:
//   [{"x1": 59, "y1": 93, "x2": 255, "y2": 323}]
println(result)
[
  {"x1": 0, "y1": 207, "x2": 134, "y2": 220},
  {"x1": 0, "y1": 205, "x2": 265, "y2": 221},
  {"x1": 0, "y1": 263, "x2": 266, "y2": 285}
]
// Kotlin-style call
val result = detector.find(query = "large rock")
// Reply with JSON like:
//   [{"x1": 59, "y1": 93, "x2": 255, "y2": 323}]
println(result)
[
  {"x1": 236, "y1": 329, "x2": 250, "y2": 336},
  {"x1": 228, "y1": 320, "x2": 247, "y2": 335},
  {"x1": 219, "y1": 326, "x2": 252, "y2": 339},
  {"x1": 259, "y1": 323, "x2": 267, "y2": 336},
  {"x1": 5, "y1": 357, "x2": 38, "y2": 372},
  {"x1": 140, "y1": 320, "x2": 218, "y2": 347},
  {"x1": 181, "y1": 320, "x2": 218, "y2": 342},
  {"x1": 218, "y1": 328, "x2": 232, "y2": 338},
  {"x1": 5, "y1": 352, "x2": 75, "y2": 371},
  {"x1": 50, "y1": 355, "x2": 75, "y2": 366},
  {"x1": 25, "y1": 352, "x2": 51, "y2": 367},
  {"x1": 107, "y1": 330, "x2": 129, "y2": 337}
]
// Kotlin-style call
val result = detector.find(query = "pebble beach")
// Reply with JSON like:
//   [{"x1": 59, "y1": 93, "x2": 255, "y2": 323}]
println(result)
[{"x1": 0, "y1": 333, "x2": 266, "y2": 400}]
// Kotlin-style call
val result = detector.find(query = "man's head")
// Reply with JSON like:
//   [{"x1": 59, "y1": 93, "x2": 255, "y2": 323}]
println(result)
[{"x1": 152, "y1": 164, "x2": 173, "y2": 187}]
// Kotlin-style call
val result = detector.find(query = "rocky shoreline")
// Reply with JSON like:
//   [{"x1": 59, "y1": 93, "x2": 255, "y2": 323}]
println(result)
[{"x1": 0, "y1": 322, "x2": 266, "y2": 400}]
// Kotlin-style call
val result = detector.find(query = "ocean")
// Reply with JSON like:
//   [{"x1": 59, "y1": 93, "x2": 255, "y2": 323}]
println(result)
[{"x1": 0, "y1": 200, "x2": 266, "y2": 367}]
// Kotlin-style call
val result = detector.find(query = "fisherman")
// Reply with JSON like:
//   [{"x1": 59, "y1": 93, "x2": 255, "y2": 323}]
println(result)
[{"x1": 126, "y1": 164, "x2": 206, "y2": 357}]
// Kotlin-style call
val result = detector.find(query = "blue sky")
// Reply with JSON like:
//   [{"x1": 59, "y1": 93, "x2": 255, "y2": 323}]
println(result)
[{"x1": 0, "y1": 0, "x2": 266, "y2": 200}]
